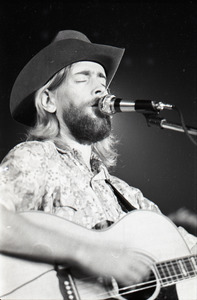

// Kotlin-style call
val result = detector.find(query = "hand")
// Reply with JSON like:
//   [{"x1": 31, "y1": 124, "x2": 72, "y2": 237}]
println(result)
[{"x1": 77, "y1": 236, "x2": 152, "y2": 286}]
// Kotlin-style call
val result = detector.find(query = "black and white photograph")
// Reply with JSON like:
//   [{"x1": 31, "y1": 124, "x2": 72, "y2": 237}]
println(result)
[{"x1": 0, "y1": 1, "x2": 196, "y2": 299}]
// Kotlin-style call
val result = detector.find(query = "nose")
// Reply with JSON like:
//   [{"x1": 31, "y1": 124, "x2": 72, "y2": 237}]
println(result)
[{"x1": 92, "y1": 82, "x2": 107, "y2": 97}]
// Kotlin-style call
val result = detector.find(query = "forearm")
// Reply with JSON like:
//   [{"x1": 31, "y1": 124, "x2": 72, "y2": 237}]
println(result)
[
  {"x1": 0, "y1": 205, "x2": 155, "y2": 286},
  {"x1": 0, "y1": 204, "x2": 97, "y2": 266}
]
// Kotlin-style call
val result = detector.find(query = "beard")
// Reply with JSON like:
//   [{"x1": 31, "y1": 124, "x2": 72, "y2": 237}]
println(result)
[{"x1": 62, "y1": 104, "x2": 112, "y2": 144}]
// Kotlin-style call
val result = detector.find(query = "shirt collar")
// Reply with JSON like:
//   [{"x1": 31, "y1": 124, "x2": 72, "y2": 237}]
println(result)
[{"x1": 53, "y1": 141, "x2": 108, "y2": 176}]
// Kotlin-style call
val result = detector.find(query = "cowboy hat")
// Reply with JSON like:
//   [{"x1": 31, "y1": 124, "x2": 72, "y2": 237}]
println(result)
[{"x1": 10, "y1": 30, "x2": 125, "y2": 126}]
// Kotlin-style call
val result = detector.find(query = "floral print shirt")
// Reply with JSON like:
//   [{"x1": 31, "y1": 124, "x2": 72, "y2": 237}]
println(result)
[
  {"x1": 0, "y1": 141, "x2": 159, "y2": 225},
  {"x1": 0, "y1": 140, "x2": 196, "y2": 249}
]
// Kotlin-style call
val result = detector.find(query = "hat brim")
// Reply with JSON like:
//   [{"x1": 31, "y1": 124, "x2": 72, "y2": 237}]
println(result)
[{"x1": 10, "y1": 39, "x2": 125, "y2": 126}]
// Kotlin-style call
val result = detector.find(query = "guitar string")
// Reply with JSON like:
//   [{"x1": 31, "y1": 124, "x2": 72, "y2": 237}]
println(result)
[
  {"x1": 115, "y1": 282, "x2": 171, "y2": 299},
  {"x1": 157, "y1": 263, "x2": 196, "y2": 273},
  {"x1": 84, "y1": 269, "x2": 197, "y2": 300},
  {"x1": 75, "y1": 254, "x2": 197, "y2": 284},
  {"x1": 80, "y1": 269, "x2": 197, "y2": 299},
  {"x1": 118, "y1": 269, "x2": 197, "y2": 291},
  {"x1": 156, "y1": 258, "x2": 197, "y2": 277},
  {"x1": 119, "y1": 270, "x2": 196, "y2": 298},
  {"x1": 81, "y1": 279, "x2": 159, "y2": 299},
  {"x1": 2, "y1": 256, "x2": 195, "y2": 299},
  {"x1": 75, "y1": 264, "x2": 196, "y2": 290},
  {"x1": 75, "y1": 258, "x2": 197, "y2": 286},
  {"x1": 75, "y1": 254, "x2": 197, "y2": 296},
  {"x1": 156, "y1": 255, "x2": 197, "y2": 269},
  {"x1": 117, "y1": 269, "x2": 196, "y2": 298},
  {"x1": 1, "y1": 267, "x2": 196, "y2": 299},
  {"x1": 156, "y1": 256, "x2": 197, "y2": 275}
]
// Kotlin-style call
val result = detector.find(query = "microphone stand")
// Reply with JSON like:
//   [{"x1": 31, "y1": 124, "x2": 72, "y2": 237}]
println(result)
[{"x1": 144, "y1": 114, "x2": 197, "y2": 136}]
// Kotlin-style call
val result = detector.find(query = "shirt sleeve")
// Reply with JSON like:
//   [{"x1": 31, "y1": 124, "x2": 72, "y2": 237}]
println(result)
[{"x1": 0, "y1": 141, "x2": 48, "y2": 211}]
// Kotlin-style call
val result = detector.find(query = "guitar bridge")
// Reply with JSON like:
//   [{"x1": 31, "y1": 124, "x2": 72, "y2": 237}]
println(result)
[{"x1": 55, "y1": 265, "x2": 80, "y2": 300}]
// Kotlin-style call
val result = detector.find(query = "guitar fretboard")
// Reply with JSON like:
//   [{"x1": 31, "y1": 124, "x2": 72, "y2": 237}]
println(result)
[{"x1": 156, "y1": 255, "x2": 197, "y2": 286}]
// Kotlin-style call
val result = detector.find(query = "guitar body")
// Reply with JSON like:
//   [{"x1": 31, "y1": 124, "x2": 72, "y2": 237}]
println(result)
[{"x1": 0, "y1": 210, "x2": 196, "y2": 300}]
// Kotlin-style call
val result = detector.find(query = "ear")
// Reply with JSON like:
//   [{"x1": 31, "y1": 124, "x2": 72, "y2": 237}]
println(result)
[{"x1": 40, "y1": 90, "x2": 57, "y2": 113}]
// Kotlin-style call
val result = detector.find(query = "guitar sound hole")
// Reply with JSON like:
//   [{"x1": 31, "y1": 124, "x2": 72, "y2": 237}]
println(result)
[{"x1": 118, "y1": 270, "x2": 156, "y2": 300}]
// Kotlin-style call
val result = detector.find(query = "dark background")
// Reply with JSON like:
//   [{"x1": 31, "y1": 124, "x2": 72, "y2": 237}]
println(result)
[{"x1": 0, "y1": 1, "x2": 196, "y2": 217}]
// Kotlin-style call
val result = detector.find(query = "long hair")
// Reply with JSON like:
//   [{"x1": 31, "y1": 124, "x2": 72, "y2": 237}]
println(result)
[{"x1": 27, "y1": 66, "x2": 119, "y2": 169}]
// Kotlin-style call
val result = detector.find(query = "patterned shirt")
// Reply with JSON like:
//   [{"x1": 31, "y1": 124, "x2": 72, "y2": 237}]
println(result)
[
  {"x1": 0, "y1": 140, "x2": 196, "y2": 249},
  {"x1": 0, "y1": 141, "x2": 159, "y2": 225}
]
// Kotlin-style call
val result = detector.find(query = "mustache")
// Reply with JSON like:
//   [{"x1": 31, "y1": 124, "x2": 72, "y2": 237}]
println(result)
[
  {"x1": 78, "y1": 96, "x2": 111, "y2": 120},
  {"x1": 90, "y1": 96, "x2": 104, "y2": 107}
]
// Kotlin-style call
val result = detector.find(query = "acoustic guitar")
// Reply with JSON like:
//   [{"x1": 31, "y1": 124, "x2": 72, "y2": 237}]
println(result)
[{"x1": 0, "y1": 210, "x2": 196, "y2": 299}]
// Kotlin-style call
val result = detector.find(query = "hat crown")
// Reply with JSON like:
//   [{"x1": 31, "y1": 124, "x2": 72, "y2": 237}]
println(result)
[
  {"x1": 52, "y1": 30, "x2": 91, "y2": 43},
  {"x1": 10, "y1": 29, "x2": 125, "y2": 126}
]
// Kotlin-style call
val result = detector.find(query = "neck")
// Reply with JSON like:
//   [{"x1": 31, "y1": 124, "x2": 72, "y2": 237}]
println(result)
[
  {"x1": 68, "y1": 139, "x2": 92, "y2": 170},
  {"x1": 57, "y1": 129, "x2": 92, "y2": 170}
]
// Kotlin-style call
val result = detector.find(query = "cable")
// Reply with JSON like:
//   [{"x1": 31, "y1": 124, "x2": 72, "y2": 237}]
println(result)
[{"x1": 172, "y1": 106, "x2": 197, "y2": 146}]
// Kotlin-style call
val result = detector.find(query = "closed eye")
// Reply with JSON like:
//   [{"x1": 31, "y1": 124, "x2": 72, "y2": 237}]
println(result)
[{"x1": 98, "y1": 73, "x2": 106, "y2": 80}]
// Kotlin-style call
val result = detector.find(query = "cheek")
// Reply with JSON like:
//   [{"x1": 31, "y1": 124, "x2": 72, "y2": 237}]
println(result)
[
  {"x1": 56, "y1": 83, "x2": 90, "y2": 112},
  {"x1": 64, "y1": 90, "x2": 86, "y2": 108}
]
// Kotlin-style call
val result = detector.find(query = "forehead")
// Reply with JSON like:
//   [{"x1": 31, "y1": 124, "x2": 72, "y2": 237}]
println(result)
[{"x1": 69, "y1": 61, "x2": 106, "y2": 75}]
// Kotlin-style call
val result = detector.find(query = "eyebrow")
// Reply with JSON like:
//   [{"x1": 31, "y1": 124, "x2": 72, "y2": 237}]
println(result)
[{"x1": 74, "y1": 70, "x2": 106, "y2": 79}]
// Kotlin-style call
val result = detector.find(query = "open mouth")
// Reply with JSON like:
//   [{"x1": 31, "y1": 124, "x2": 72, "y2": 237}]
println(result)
[
  {"x1": 91, "y1": 96, "x2": 105, "y2": 108},
  {"x1": 91, "y1": 98, "x2": 100, "y2": 107}
]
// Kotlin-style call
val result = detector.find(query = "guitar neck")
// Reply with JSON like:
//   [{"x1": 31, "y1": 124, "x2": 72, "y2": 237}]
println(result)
[{"x1": 156, "y1": 254, "x2": 197, "y2": 287}]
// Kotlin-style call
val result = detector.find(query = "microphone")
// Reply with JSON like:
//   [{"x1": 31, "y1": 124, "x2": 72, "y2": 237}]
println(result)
[{"x1": 98, "y1": 94, "x2": 175, "y2": 115}]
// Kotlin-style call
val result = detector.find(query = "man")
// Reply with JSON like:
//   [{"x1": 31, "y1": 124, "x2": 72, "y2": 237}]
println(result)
[{"x1": 0, "y1": 30, "x2": 196, "y2": 300}]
